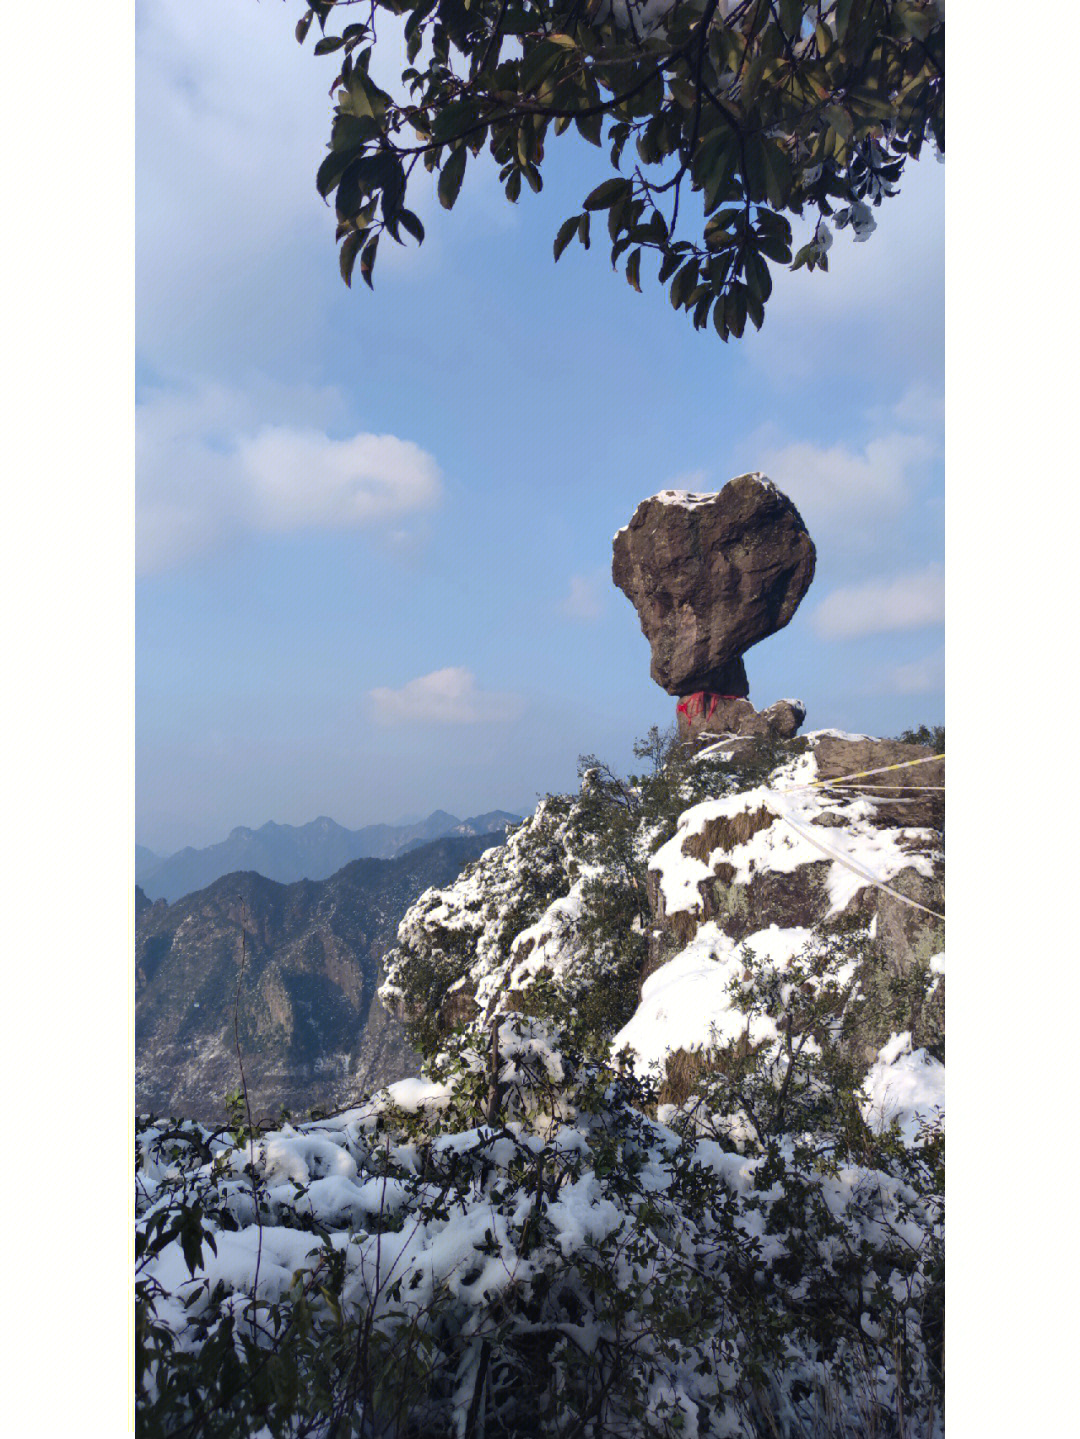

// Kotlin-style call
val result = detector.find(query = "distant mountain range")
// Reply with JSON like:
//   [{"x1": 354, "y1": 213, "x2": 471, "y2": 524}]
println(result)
[
  {"x1": 136, "y1": 830, "x2": 503, "y2": 1122},
  {"x1": 136, "y1": 810, "x2": 520, "y2": 904}
]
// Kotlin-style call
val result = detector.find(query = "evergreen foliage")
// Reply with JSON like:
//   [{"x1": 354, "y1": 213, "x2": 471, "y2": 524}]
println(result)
[{"x1": 293, "y1": 0, "x2": 944, "y2": 336}]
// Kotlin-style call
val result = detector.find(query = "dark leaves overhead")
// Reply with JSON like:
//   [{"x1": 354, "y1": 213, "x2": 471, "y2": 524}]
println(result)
[{"x1": 295, "y1": 0, "x2": 943, "y2": 337}]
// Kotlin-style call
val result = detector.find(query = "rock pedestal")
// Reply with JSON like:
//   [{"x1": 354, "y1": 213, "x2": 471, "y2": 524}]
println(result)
[{"x1": 675, "y1": 694, "x2": 806, "y2": 743}]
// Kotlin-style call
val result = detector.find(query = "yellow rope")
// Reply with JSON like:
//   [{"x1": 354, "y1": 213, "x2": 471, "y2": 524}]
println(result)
[{"x1": 785, "y1": 753, "x2": 945, "y2": 792}]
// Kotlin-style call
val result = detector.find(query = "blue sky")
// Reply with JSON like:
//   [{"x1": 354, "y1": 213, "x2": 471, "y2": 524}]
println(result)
[{"x1": 136, "y1": 0, "x2": 944, "y2": 853}]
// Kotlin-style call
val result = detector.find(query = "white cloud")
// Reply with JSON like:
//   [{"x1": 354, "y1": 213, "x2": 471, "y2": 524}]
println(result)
[
  {"x1": 882, "y1": 651, "x2": 944, "y2": 695},
  {"x1": 136, "y1": 0, "x2": 336, "y2": 375},
  {"x1": 239, "y1": 429, "x2": 441, "y2": 531},
  {"x1": 755, "y1": 431, "x2": 935, "y2": 533},
  {"x1": 368, "y1": 668, "x2": 523, "y2": 725},
  {"x1": 812, "y1": 565, "x2": 944, "y2": 638},
  {"x1": 137, "y1": 382, "x2": 442, "y2": 572},
  {"x1": 557, "y1": 574, "x2": 605, "y2": 622},
  {"x1": 883, "y1": 381, "x2": 946, "y2": 435}
]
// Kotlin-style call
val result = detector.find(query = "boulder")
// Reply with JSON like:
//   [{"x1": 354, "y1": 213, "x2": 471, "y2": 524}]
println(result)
[
  {"x1": 675, "y1": 694, "x2": 806, "y2": 742},
  {"x1": 612, "y1": 475, "x2": 816, "y2": 696}
]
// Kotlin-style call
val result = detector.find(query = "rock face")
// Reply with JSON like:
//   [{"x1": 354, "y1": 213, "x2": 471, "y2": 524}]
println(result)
[
  {"x1": 136, "y1": 832, "x2": 503, "y2": 1121},
  {"x1": 612, "y1": 475, "x2": 815, "y2": 696},
  {"x1": 642, "y1": 734, "x2": 944, "y2": 1007}
]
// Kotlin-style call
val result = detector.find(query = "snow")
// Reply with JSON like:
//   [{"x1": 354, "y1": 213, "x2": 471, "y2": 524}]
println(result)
[
  {"x1": 248, "y1": 1130, "x2": 359, "y2": 1185},
  {"x1": 545, "y1": 1172, "x2": 625, "y2": 1256},
  {"x1": 651, "y1": 773, "x2": 938, "y2": 920},
  {"x1": 648, "y1": 474, "x2": 779, "y2": 511},
  {"x1": 802, "y1": 727, "x2": 875, "y2": 743},
  {"x1": 859, "y1": 1032, "x2": 945, "y2": 1145},
  {"x1": 501, "y1": 875, "x2": 592, "y2": 996},
  {"x1": 612, "y1": 922, "x2": 816, "y2": 1072},
  {"x1": 383, "y1": 1076, "x2": 453, "y2": 1113},
  {"x1": 651, "y1": 487, "x2": 719, "y2": 508},
  {"x1": 148, "y1": 1222, "x2": 327, "y2": 1311}
]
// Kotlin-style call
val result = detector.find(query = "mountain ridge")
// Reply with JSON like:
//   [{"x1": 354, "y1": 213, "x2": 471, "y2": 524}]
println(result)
[{"x1": 136, "y1": 808, "x2": 520, "y2": 903}]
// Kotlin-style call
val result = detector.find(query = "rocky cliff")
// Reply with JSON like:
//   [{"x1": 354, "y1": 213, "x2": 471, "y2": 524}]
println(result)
[
  {"x1": 136, "y1": 832, "x2": 506, "y2": 1121},
  {"x1": 382, "y1": 728, "x2": 943, "y2": 1111}
]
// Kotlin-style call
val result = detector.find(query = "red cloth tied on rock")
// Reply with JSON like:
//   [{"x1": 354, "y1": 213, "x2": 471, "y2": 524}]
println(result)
[
  {"x1": 676, "y1": 692, "x2": 719, "y2": 723},
  {"x1": 676, "y1": 692, "x2": 745, "y2": 724}
]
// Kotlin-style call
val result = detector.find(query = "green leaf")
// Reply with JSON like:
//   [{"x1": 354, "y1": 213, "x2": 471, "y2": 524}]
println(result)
[
  {"x1": 339, "y1": 229, "x2": 364, "y2": 286},
  {"x1": 314, "y1": 34, "x2": 347, "y2": 54},
  {"x1": 760, "y1": 142, "x2": 793, "y2": 209},
  {"x1": 359, "y1": 233, "x2": 379, "y2": 289},
  {"x1": 317, "y1": 148, "x2": 355, "y2": 199},
  {"x1": 746, "y1": 285, "x2": 765, "y2": 330},
  {"x1": 404, "y1": 0, "x2": 439, "y2": 41},
  {"x1": 626, "y1": 248, "x2": 642, "y2": 292},
  {"x1": 575, "y1": 110, "x2": 603, "y2": 147},
  {"x1": 431, "y1": 99, "x2": 484, "y2": 142},
  {"x1": 745, "y1": 247, "x2": 773, "y2": 303},
  {"x1": 438, "y1": 147, "x2": 467, "y2": 209},
  {"x1": 553, "y1": 215, "x2": 579, "y2": 261},
  {"x1": 331, "y1": 112, "x2": 381, "y2": 152},
  {"x1": 756, "y1": 231, "x2": 792, "y2": 265},
  {"x1": 669, "y1": 260, "x2": 699, "y2": 309},
  {"x1": 583, "y1": 178, "x2": 631, "y2": 211},
  {"x1": 791, "y1": 241, "x2": 814, "y2": 270},
  {"x1": 520, "y1": 40, "x2": 569, "y2": 93},
  {"x1": 295, "y1": 11, "x2": 314, "y2": 44},
  {"x1": 728, "y1": 283, "x2": 747, "y2": 337},
  {"x1": 345, "y1": 66, "x2": 389, "y2": 123},
  {"x1": 899, "y1": 2, "x2": 934, "y2": 40},
  {"x1": 398, "y1": 208, "x2": 425, "y2": 244},
  {"x1": 779, "y1": 0, "x2": 803, "y2": 37}
]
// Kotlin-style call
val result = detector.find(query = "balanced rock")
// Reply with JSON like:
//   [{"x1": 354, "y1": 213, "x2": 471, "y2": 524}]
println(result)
[{"x1": 612, "y1": 475, "x2": 815, "y2": 696}]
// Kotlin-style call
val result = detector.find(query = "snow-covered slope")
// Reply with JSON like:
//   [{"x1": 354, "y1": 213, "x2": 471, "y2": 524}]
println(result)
[{"x1": 381, "y1": 730, "x2": 943, "y2": 1095}]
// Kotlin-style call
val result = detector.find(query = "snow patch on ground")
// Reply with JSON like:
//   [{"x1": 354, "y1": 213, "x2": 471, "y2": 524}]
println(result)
[
  {"x1": 859, "y1": 1032, "x2": 945, "y2": 1145},
  {"x1": 612, "y1": 923, "x2": 815, "y2": 1073},
  {"x1": 384, "y1": 1077, "x2": 454, "y2": 1113}
]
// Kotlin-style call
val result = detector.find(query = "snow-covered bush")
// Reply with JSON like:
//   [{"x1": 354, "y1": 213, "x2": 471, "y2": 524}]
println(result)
[{"x1": 138, "y1": 1011, "x2": 942, "y2": 1438}]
